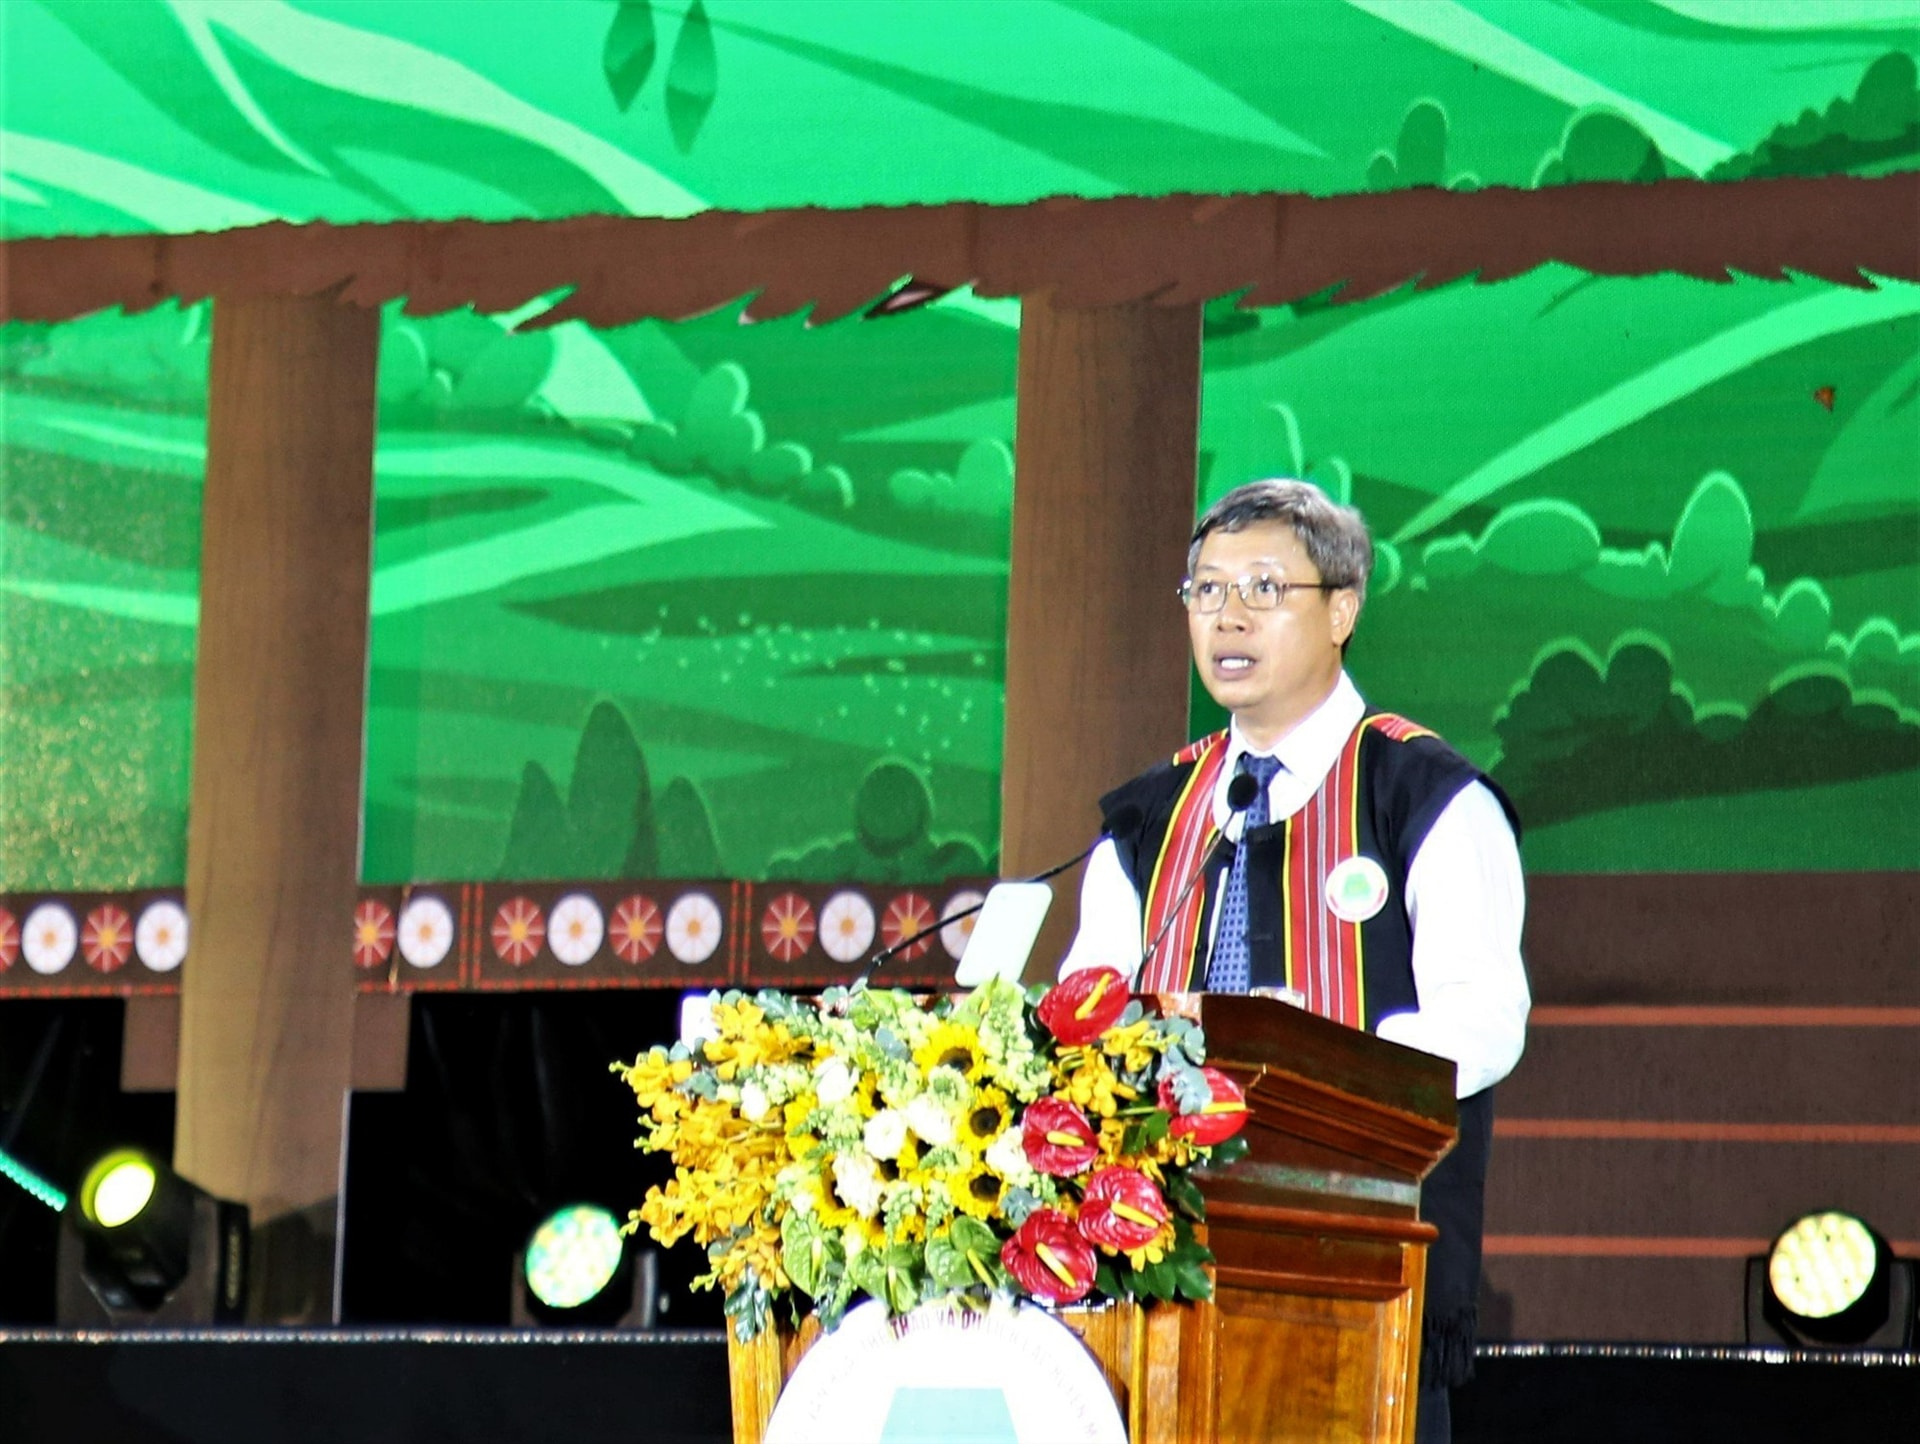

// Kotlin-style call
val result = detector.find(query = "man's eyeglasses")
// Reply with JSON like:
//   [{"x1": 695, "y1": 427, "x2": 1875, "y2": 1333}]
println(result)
[{"x1": 1177, "y1": 573, "x2": 1338, "y2": 613}]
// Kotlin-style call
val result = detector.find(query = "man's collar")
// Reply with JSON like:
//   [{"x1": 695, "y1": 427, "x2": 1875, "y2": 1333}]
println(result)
[{"x1": 1225, "y1": 672, "x2": 1365, "y2": 782}]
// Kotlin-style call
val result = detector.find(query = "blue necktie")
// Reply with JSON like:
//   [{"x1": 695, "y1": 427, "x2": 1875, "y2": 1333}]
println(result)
[{"x1": 1205, "y1": 753, "x2": 1282, "y2": 993}]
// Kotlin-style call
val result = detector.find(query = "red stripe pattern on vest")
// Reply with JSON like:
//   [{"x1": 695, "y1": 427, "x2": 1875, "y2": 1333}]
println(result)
[
  {"x1": 1140, "y1": 714, "x2": 1431, "y2": 1012},
  {"x1": 1138, "y1": 732, "x2": 1228, "y2": 993}
]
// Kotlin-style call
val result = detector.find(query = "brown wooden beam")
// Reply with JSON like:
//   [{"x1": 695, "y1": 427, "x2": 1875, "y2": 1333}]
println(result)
[
  {"x1": 2, "y1": 175, "x2": 1914, "y2": 327},
  {"x1": 176, "y1": 293, "x2": 378, "y2": 1323},
  {"x1": 1002, "y1": 294, "x2": 1201, "y2": 975}
]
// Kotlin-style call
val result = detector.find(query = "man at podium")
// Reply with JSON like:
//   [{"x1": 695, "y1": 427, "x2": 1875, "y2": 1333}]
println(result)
[{"x1": 1060, "y1": 479, "x2": 1530, "y2": 1444}]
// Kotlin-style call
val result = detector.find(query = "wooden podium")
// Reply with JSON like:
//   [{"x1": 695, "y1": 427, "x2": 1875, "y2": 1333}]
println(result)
[{"x1": 729, "y1": 993, "x2": 1458, "y2": 1444}]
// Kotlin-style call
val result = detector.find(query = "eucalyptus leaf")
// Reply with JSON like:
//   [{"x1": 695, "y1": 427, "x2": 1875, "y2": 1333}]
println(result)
[
  {"x1": 602, "y1": 0, "x2": 657, "y2": 113},
  {"x1": 666, "y1": 0, "x2": 718, "y2": 153}
]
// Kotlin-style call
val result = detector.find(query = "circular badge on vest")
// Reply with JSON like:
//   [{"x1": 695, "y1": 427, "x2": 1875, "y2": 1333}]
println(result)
[{"x1": 1325, "y1": 855, "x2": 1390, "y2": 923}]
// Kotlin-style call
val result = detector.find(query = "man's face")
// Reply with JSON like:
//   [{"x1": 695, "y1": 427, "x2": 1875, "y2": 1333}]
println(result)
[{"x1": 1186, "y1": 520, "x2": 1358, "y2": 744}]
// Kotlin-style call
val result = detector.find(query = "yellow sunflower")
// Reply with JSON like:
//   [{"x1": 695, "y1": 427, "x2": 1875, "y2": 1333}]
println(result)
[
  {"x1": 913, "y1": 1020, "x2": 988, "y2": 1081},
  {"x1": 958, "y1": 1086, "x2": 1012, "y2": 1152},
  {"x1": 946, "y1": 1158, "x2": 1009, "y2": 1221}
]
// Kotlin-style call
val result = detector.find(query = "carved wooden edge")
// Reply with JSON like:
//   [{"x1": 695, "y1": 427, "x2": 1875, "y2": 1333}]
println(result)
[
  {"x1": 4, "y1": 175, "x2": 1912, "y2": 326},
  {"x1": 1236, "y1": 1066, "x2": 1458, "y2": 1181},
  {"x1": 1203, "y1": 1199, "x2": 1440, "y2": 1246}
]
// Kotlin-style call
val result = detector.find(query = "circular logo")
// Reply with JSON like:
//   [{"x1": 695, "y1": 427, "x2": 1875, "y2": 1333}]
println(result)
[
  {"x1": 940, "y1": 890, "x2": 986, "y2": 961},
  {"x1": 764, "y1": 1300, "x2": 1126, "y2": 1444},
  {"x1": 761, "y1": 892, "x2": 817, "y2": 962},
  {"x1": 491, "y1": 897, "x2": 546, "y2": 966},
  {"x1": 549, "y1": 893, "x2": 606, "y2": 966},
  {"x1": 397, "y1": 895, "x2": 455, "y2": 969},
  {"x1": 134, "y1": 900, "x2": 189, "y2": 973},
  {"x1": 354, "y1": 900, "x2": 397, "y2": 970},
  {"x1": 1324, "y1": 855, "x2": 1390, "y2": 923},
  {"x1": 665, "y1": 891, "x2": 723, "y2": 965},
  {"x1": 22, "y1": 903, "x2": 77, "y2": 975},
  {"x1": 818, "y1": 890, "x2": 876, "y2": 964},
  {"x1": 610, "y1": 894, "x2": 663, "y2": 964}
]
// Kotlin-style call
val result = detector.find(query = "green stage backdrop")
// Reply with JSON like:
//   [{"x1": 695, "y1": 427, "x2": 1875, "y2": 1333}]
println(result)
[{"x1": 3, "y1": 0, "x2": 1917, "y2": 891}]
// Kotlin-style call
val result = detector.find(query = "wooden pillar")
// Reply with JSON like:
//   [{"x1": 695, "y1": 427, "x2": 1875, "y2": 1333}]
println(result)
[
  {"x1": 1003, "y1": 295, "x2": 1202, "y2": 974},
  {"x1": 177, "y1": 293, "x2": 379, "y2": 1323}
]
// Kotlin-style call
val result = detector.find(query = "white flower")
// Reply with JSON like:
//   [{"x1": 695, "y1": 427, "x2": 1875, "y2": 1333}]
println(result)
[
  {"x1": 843, "y1": 1225, "x2": 868, "y2": 1258},
  {"x1": 814, "y1": 1056, "x2": 856, "y2": 1107},
  {"x1": 833, "y1": 1153, "x2": 884, "y2": 1219},
  {"x1": 985, "y1": 1126, "x2": 1034, "y2": 1183},
  {"x1": 905, "y1": 1093, "x2": 955, "y2": 1149},
  {"x1": 740, "y1": 1082, "x2": 771, "y2": 1123},
  {"x1": 863, "y1": 1109, "x2": 909, "y2": 1161}
]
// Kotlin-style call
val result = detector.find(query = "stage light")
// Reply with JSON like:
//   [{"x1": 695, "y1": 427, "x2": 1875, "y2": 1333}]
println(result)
[
  {"x1": 83, "y1": 1150, "x2": 157, "y2": 1228},
  {"x1": 1747, "y1": 1210, "x2": 1916, "y2": 1349},
  {"x1": 513, "y1": 1202, "x2": 657, "y2": 1328},
  {"x1": 57, "y1": 1149, "x2": 249, "y2": 1326},
  {"x1": 526, "y1": 1204, "x2": 625, "y2": 1310}
]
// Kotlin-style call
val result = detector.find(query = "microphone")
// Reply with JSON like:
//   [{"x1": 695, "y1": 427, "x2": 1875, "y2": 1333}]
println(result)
[
  {"x1": 1135, "y1": 770, "x2": 1259, "y2": 976},
  {"x1": 852, "y1": 804, "x2": 1145, "y2": 988}
]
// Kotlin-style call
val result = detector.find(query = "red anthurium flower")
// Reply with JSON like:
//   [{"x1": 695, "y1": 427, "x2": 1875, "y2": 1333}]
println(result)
[
  {"x1": 1036, "y1": 967, "x2": 1130, "y2": 1046},
  {"x1": 1021, "y1": 1097, "x2": 1099, "y2": 1176},
  {"x1": 1002, "y1": 1208, "x2": 1097, "y2": 1306},
  {"x1": 1077, "y1": 1167, "x2": 1170, "y2": 1253},
  {"x1": 1158, "y1": 1066, "x2": 1250, "y2": 1145}
]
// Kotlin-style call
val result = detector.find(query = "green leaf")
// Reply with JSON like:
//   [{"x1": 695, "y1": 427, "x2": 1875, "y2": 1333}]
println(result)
[
  {"x1": 923, "y1": 1231, "x2": 974, "y2": 1292},
  {"x1": 1164, "y1": 1171, "x2": 1206, "y2": 1222},
  {"x1": 1172, "y1": 1256, "x2": 1212, "y2": 1300},
  {"x1": 781, "y1": 1212, "x2": 842, "y2": 1300},
  {"x1": 603, "y1": 1, "x2": 657, "y2": 112},
  {"x1": 1137, "y1": 1258, "x2": 1175, "y2": 1302},
  {"x1": 1208, "y1": 1135, "x2": 1250, "y2": 1169},
  {"x1": 666, "y1": 0, "x2": 718, "y2": 153}
]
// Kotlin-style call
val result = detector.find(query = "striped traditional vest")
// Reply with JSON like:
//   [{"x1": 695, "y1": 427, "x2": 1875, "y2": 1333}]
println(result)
[{"x1": 1110, "y1": 713, "x2": 1507, "y2": 1028}]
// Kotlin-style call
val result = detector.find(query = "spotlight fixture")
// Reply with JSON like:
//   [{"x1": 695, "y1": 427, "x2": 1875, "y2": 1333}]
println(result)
[
  {"x1": 56, "y1": 1148, "x2": 249, "y2": 1326},
  {"x1": 1747, "y1": 1210, "x2": 1915, "y2": 1349},
  {"x1": 512, "y1": 1202, "x2": 656, "y2": 1328}
]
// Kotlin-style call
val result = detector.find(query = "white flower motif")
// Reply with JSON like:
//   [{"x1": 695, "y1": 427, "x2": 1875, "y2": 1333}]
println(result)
[
  {"x1": 985, "y1": 1126, "x2": 1035, "y2": 1184},
  {"x1": 814, "y1": 1056, "x2": 856, "y2": 1107},
  {"x1": 134, "y1": 900, "x2": 189, "y2": 973},
  {"x1": 832, "y1": 1153, "x2": 884, "y2": 1219},
  {"x1": 665, "y1": 892, "x2": 723, "y2": 965},
  {"x1": 817, "y1": 890, "x2": 876, "y2": 964},
  {"x1": 940, "y1": 890, "x2": 986, "y2": 961},
  {"x1": 863, "y1": 1109, "x2": 909, "y2": 1161},
  {"x1": 905, "y1": 1092, "x2": 956, "y2": 1149},
  {"x1": 21, "y1": 903, "x2": 76, "y2": 975},
  {"x1": 548, "y1": 893, "x2": 605, "y2": 965},
  {"x1": 740, "y1": 1082, "x2": 771, "y2": 1123},
  {"x1": 397, "y1": 895, "x2": 455, "y2": 969}
]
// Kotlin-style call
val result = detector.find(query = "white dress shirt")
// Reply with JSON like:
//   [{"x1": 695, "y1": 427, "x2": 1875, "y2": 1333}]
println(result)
[{"x1": 1059, "y1": 672, "x2": 1529, "y2": 1098}]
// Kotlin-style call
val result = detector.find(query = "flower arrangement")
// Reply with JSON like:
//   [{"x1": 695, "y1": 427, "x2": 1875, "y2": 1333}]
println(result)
[{"x1": 616, "y1": 968, "x2": 1250, "y2": 1340}]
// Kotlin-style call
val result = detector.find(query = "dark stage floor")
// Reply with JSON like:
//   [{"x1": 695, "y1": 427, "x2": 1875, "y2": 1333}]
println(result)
[{"x1": 0, "y1": 1331, "x2": 1913, "y2": 1443}]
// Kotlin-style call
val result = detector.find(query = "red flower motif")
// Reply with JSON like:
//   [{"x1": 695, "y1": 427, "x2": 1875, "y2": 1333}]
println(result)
[
  {"x1": 1158, "y1": 1066, "x2": 1250, "y2": 1145},
  {"x1": 880, "y1": 892, "x2": 937, "y2": 961},
  {"x1": 490, "y1": 897, "x2": 545, "y2": 966},
  {"x1": 1021, "y1": 1096, "x2": 1099, "y2": 1176},
  {"x1": 0, "y1": 908, "x2": 17, "y2": 971},
  {"x1": 760, "y1": 892, "x2": 816, "y2": 963},
  {"x1": 1036, "y1": 967, "x2": 1130, "y2": 1046},
  {"x1": 353, "y1": 900, "x2": 396, "y2": 970},
  {"x1": 1077, "y1": 1167, "x2": 1171, "y2": 1253},
  {"x1": 81, "y1": 905, "x2": 133, "y2": 973},
  {"x1": 611, "y1": 895, "x2": 663, "y2": 964},
  {"x1": 1001, "y1": 1208, "x2": 1097, "y2": 1306}
]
